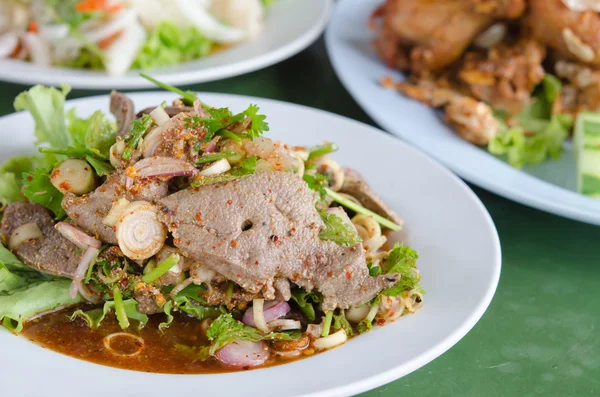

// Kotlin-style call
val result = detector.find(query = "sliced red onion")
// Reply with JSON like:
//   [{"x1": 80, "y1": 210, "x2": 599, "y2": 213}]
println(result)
[
  {"x1": 267, "y1": 319, "x2": 302, "y2": 331},
  {"x1": 0, "y1": 32, "x2": 19, "y2": 59},
  {"x1": 215, "y1": 340, "x2": 269, "y2": 368},
  {"x1": 23, "y1": 33, "x2": 51, "y2": 67},
  {"x1": 133, "y1": 156, "x2": 197, "y2": 178},
  {"x1": 70, "y1": 246, "x2": 100, "y2": 299},
  {"x1": 243, "y1": 300, "x2": 290, "y2": 328},
  {"x1": 203, "y1": 137, "x2": 220, "y2": 153},
  {"x1": 125, "y1": 176, "x2": 134, "y2": 188},
  {"x1": 55, "y1": 222, "x2": 101, "y2": 250},
  {"x1": 81, "y1": 8, "x2": 137, "y2": 43}
]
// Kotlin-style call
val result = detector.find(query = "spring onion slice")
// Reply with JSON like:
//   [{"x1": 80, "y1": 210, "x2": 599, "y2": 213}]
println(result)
[
  {"x1": 140, "y1": 73, "x2": 198, "y2": 106},
  {"x1": 217, "y1": 130, "x2": 243, "y2": 144},
  {"x1": 321, "y1": 310, "x2": 333, "y2": 337},
  {"x1": 325, "y1": 188, "x2": 401, "y2": 231},
  {"x1": 141, "y1": 253, "x2": 180, "y2": 284},
  {"x1": 113, "y1": 287, "x2": 129, "y2": 330},
  {"x1": 196, "y1": 151, "x2": 237, "y2": 165}
]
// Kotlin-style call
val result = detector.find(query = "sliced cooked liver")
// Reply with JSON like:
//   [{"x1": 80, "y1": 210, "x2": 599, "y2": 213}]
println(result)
[
  {"x1": 158, "y1": 172, "x2": 398, "y2": 310},
  {"x1": 1, "y1": 202, "x2": 81, "y2": 278}
]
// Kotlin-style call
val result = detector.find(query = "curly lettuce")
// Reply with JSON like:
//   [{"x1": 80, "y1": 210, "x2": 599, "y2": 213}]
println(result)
[
  {"x1": 133, "y1": 21, "x2": 213, "y2": 70},
  {"x1": 488, "y1": 74, "x2": 573, "y2": 168},
  {"x1": 0, "y1": 244, "x2": 80, "y2": 333}
]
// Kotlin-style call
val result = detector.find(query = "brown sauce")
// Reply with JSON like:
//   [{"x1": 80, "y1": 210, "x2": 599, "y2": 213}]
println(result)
[{"x1": 22, "y1": 309, "x2": 308, "y2": 374}]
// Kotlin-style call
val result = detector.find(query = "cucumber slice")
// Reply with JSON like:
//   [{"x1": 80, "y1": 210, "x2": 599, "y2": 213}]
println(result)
[{"x1": 575, "y1": 112, "x2": 600, "y2": 199}]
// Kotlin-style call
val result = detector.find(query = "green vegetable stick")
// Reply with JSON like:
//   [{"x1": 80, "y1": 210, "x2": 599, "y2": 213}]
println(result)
[
  {"x1": 321, "y1": 310, "x2": 333, "y2": 337},
  {"x1": 325, "y1": 188, "x2": 402, "y2": 231},
  {"x1": 196, "y1": 151, "x2": 237, "y2": 165},
  {"x1": 112, "y1": 287, "x2": 129, "y2": 330},
  {"x1": 575, "y1": 112, "x2": 600, "y2": 199},
  {"x1": 141, "y1": 253, "x2": 180, "y2": 284}
]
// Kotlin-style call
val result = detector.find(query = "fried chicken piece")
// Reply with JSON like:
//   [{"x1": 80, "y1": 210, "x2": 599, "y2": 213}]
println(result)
[
  {"x1": 382, "y1": 76, "x2": 499, "y2": 145},
  {"x1": 371, "y1": 0, "x2": 525, "y2": 73},
  {"x1": 528, "y1": 0, "x2": 600, "y2": 66},
  {"x1": 458, "y1": 38, "x2": 546, "y2": 114},
  {"x1": 445, "y1": 97, "x2": 499, "y2": 145},
  {"x1": 553, "y1": 60, "x2": 600, "y2": 115}
]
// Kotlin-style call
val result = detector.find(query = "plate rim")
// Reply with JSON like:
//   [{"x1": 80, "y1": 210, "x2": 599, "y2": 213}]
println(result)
[
  {"x1": 325, "y1": 0, "x2": 600, "y2": 226},
  {"x1": 0, "y1": 91, "x2": 501, "y2": 397},
  {"x1": 0, "y1": 0, "x2": 333, "y2": 90}
]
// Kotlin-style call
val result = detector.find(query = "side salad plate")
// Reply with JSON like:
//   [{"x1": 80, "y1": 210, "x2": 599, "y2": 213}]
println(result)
[{"x1": 0, "y1": 0, "x2": 332, "y2": 89}]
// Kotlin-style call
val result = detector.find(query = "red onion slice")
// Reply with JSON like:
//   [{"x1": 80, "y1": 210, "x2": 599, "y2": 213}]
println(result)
[
  {"x1": 70, "y1": 246, "x2": 100, "y2": 299},
  {"x1": 55, "y1": 222, "x2": 101, "y2": 250},
  {"x1": 242, "y1": 300, "x2": 291, "y2": 327},
  {"x1": 133, "y1": 156, "x2": 197, "y2": 178},
  {"x1": 215, "y1": 340, "x2": 269, "y2": 368}
]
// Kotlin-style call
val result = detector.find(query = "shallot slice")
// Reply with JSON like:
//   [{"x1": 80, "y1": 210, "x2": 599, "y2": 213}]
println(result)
[
  {"x1": 134, "y1": 156, "x2": 197, "y2": 179},
  {"x1": 242, "y1": 300, "x2": 291, "y2": 328},
  {"x1": 313, "y1": 329, "x2": 348, "y2": 351},
  {"x1": 70, "y1": 246, "x2": 100, "y2": 299},
  {"x1": 9, "y1": 222, "x2": 43, "y2": 249},
  {"x1": 267, "y1": 319, "x2": 302, "y2": 331},
  {"x1": 0, "y1": 32, "x2": 19, "y2": 59},
  {"x1": 55, "y1": 222, "x2": 101, "y2": 250},
  {"x1": 215, "y1": 340, "x2": 269, "y2": 368},
  {"x1": 115, "y1": 201, "x2": 167, "y2": 260},
  {"x1": 198, "y1": 158, "x2": 230, "y2": 177}
]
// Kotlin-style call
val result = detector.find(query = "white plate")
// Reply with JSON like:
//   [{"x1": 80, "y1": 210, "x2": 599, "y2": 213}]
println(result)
[
  {"x1": 326, "y1": 0, "x2": 600, "y2": 225},
  {"x1": 0, "y1": 92, "x2": 500, "y2": 397},
  {"x1": 0, "y1": 0, "x2": 332, "y2": 90}
]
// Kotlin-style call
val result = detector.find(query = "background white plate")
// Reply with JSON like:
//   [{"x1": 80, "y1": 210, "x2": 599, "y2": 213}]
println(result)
[
  {"x1": 0, "y1": 93, "x2": 500, "y2": 397},
  {"x1": 326, "y1": 0, "x2": 600, "y2": 226},
  {"x1": 0, "y1": 0, "x2": 332, "y2": 89}
]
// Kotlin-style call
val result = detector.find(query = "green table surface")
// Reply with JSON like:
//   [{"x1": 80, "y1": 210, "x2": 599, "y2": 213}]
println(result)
[{"x1": 1, "y1": 37, "x2": 598, "y2": 397}]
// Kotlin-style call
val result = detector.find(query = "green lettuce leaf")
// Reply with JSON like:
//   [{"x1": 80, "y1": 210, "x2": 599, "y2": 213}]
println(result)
[
  {"x1": 0, "y1": 243, "x2": 80, "y2": 333},
  {"x1": 67, "y1": 109, "x2": 116, "y2": 156},
  {"x1": 0, "y1": 156, "x2": 35, "y2": 206},
  {"x1": 14, "y1": 85, "x2": 72, "y2": 150},
  {"x1": 318, "y1": 210, "x2": 362, "y2": 246},
  {"x1": 70, "y1": 298, "x2": 149, "y2": 329},
  {"x1": 22, "y1": 168, "x2": 65, "y2": 219},
  {"x1": 488, "y1": 74, "x2": 572, "y2": 168},
  {"x1": 381, "y1": 243, "x2": 420, "y2": 296},
  {"x1": 133, "y1": 21, "x2": 213, "y2": 70}
]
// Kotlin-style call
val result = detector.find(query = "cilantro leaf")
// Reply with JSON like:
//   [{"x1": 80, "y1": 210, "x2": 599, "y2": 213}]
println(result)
[
  {"x1": 303, "y1": 173, "x2": 328, "y2": 198},
  {"x1": 243, "y1": 104, "x2": 269, "y2": 140},
  {"x1": 290, "y1": 288, "x2": 322, "y2": 321},
  {"x1": 70, "y1": 299, "x2": 148, "y2": 330},
  {"x1": 381, "y1": 243, "x2": 420, "y2": 296},
  {"x1": 367, "y1": 262, "x2": 382, "y2": 276},
  {"x1": 196, "y1": 313, "x2": 300, "y2": 359},
  {"x1": 22, "y1": 169, "x2": 65, "y2": 219},
  {"x1": 191, "y1": 156, "x2": 257, "y2": 187},
  {"x1": 122, "y1": 114, "x2": 154, "y2": 160},
  {"x1": 318, "y1": 209, "x2": 362, "y2": 246}
]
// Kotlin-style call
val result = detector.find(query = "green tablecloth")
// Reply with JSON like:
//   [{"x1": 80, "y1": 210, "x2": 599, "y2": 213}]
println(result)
[{"x1": 1, "y1": 38, "x2": 598, "y2": 397}]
